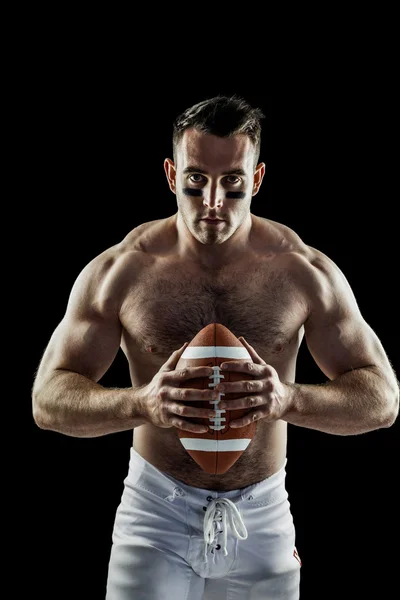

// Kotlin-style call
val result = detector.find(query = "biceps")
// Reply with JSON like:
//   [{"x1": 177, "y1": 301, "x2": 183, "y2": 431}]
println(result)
[
  {"x1": 39, "y1": 313, "x2": 122, "y2": 383},
  {"x1": 304, "y1": 315, "x2": 387, "y2": 380}
]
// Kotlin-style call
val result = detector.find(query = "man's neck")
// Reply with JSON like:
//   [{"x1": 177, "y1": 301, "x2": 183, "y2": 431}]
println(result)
[{"x1": 174, "y1": 212, "x2": 253, "y2": 269}]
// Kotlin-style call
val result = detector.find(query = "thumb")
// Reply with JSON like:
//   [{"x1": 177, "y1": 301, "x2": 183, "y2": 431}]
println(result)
[
  {"x1": 161, "y1": 342, "x2": 189, "y2": 371},
  {"x1": 239, "y1": 336, "x2": 265, "y2": 365}
]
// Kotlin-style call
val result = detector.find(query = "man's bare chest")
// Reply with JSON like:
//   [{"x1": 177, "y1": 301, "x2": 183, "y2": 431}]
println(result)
[{"x1": 120, "y1": 261, "x2": 308, "y2": 360}]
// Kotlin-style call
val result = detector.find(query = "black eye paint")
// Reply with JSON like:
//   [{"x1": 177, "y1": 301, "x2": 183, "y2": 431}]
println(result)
[
  {"x1": 183, "y1": 188, "x2": 203, "y2": 197},
  {"x1": 182, "y1": 188, "x2": 246, "y2": 200},
  {"x1": 226, "y1": 191, "x2": 246, "y2": 199}
]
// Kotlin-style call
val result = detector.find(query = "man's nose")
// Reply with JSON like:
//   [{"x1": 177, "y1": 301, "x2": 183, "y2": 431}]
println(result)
[{"x1": 203, "y1": 182, "x2": 224, "y2": 209}]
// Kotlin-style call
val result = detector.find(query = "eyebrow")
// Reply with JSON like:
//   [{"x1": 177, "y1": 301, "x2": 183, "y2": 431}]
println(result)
[{"x1": 182, "y1": 166, "x2": 247, "y2": 176}]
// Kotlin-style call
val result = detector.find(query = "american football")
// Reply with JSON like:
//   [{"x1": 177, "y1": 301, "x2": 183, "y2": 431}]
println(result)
[{"x1": 175, "y1": 323, "x2": 257, "y2": 475}]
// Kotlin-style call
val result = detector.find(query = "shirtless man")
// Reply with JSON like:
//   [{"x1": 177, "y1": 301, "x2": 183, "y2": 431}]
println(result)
[{"x1": 32, "y1": 95, "x2": 399, "y2": 599}]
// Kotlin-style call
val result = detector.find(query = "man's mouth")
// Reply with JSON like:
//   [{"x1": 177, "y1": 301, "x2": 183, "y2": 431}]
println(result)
[{"x1": 201, "y1": 218, "x2": 225, "y2": 224}]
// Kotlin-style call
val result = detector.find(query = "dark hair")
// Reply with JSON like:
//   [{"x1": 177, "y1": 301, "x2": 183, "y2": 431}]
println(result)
[{"x1": 172, "y1": 94, "x2": 265, "y2": 167}]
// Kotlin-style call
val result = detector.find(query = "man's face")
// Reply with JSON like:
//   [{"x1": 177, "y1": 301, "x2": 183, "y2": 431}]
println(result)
[{"x1": 164, "y1": 128, "x2": 265, "y2": 246}]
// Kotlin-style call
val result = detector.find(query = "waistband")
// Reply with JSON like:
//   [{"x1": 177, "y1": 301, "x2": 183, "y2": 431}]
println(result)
[
  {"x1": 126, "y1": 446, "x2": 288, "y2": 564},
  {"x1": 127, "y1": 446, "x2": 287, "y2": 504}
]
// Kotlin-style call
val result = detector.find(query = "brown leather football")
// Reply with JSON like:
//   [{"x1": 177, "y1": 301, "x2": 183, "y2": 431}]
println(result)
[{"x1": 175, "y1": 323, "x2": 257, "y2": 475}]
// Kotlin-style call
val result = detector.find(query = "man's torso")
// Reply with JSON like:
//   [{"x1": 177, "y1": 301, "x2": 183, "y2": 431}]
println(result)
[{"x1": 107, "y1": 215, "x2": 312, "y2": 490}]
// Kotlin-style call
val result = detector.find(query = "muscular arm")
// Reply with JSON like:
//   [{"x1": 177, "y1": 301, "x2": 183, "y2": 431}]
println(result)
[
  {"x1": 32, "y1": 251, "x2": 147, "y2": 437},
  {"x1": 283, "y1": 251, "x2": 399, "y2": 435}
]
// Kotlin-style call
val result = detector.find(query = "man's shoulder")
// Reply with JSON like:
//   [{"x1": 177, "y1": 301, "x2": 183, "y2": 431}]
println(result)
[
  {"x1": 87, "y1": 217, "x2": 173, "y2": 271},
  {"x1": 253, "y1": 215, "x2": 338, "y2": 282},
  {"x1": 253, "y1": 215, "x2": 311, "y2": 260},
  {"x1": 74, "y1": 218, "x2": 173, "y2": 311}
]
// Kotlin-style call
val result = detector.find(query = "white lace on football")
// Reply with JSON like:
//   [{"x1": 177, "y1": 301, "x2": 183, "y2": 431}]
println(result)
[
  {"x1": 208, "y1": 366, "x2": 226, "y2": 430},
  {"x1": 203, "y1": 497, "x2": 248, "y2": 563}
]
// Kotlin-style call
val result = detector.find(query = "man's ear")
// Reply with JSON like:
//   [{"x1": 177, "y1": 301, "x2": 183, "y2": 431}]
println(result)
[
  {"x1": 164, "y1": 158, "x2": 177, "y2": 194},
  {"x1": 252, "y1": 162, "x2": 266, "y2": 196}
]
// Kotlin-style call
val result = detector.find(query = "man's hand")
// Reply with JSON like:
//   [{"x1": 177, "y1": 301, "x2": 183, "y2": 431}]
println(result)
[
  {"x1": 216, "y1": 337, "x2": 292, "y2": 428},
  {"x1": 139, "y1": 342, "x2": 219, "y2": 433}
]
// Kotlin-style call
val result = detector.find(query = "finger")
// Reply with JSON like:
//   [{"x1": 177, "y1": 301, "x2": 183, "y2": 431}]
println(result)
[
  {"x1": 230, "y1": 410, "x2": 262, "y2": 428},
  {"x1": 171, "y1": 387, "x2": 219, "y2": 402},
  {"x1": 171, "y1": 402, "x2": 217, "y2": 420},
  {"x1": 216, "y1": 379, "x2": 262, "y2": 395},
  {"x1": 220, "y1": 360, "x2": 262, "y2": 375},
  {"x1": 172, "y1": 418, "x2": 209, "y2": 434},
  {"x1": 175, "y1": 366, "x2": 216, "y2": 381},
  {"x1": 161, "y1": 342, "x2": 189, "y2": 371},
  {"x1": 220, "y1": 395, "x2": 263, "y2": 411}
]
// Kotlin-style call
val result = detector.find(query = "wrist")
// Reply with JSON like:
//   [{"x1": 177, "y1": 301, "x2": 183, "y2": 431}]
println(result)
[
  {"x1": 132, "y1": 385, "x2": 150, "y2": 424},
  {"x1": 282, "y1": 381, "x2": 299, "y2": 416}
]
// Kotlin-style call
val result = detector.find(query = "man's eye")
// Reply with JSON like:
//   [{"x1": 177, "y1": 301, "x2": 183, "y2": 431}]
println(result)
[
  {"x1": 189, "y1": 174, "x2": 205, "y2": 183},
  {"x1": 225, "y1": 176, "x2": 241, "y2": 184}
]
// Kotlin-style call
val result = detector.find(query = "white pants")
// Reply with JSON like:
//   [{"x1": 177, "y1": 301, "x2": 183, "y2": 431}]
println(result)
[{"x1": 106, "y1": 448, "x2": 301, "y2": 599}]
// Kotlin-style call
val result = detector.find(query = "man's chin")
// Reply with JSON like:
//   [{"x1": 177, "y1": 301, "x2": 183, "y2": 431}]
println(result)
[{"x1": 196, "y1": 232, "x2": 227, "y2": 246}]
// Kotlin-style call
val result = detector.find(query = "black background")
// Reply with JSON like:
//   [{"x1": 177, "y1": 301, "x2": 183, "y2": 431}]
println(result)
[{"x1": 25, "y1": 59, "x2": 398, "y2": 599}]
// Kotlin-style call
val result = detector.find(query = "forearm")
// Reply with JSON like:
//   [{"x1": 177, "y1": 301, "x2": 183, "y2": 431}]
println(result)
[
  {"x1": 32, "y1": 370, "x2": 148, "y2": 437},
  {"x1": 283, "y1": 367, "x2": 399, "y2": 435}
]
